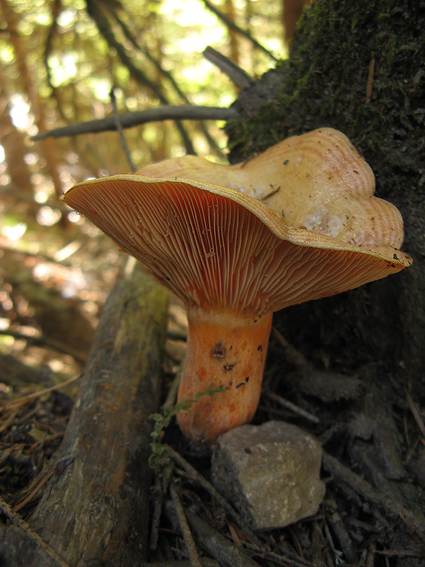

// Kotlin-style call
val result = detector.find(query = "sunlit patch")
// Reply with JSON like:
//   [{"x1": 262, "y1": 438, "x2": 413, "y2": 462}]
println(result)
[
  {"x1": 1, "y1": 222, "x2": 27, "y2": 241},
  {"x1": 23, "y1": 153, "x2": 39, "y2": 166},
  {"x1": 33, "y1": 263, "x2": 49, "y2": 281},
  {"x1": 9, "y1": 94, "x2": 31, "y2": 130},
  {"x1": 0, "y1": 174, "x2": 11, "y2": 186},
  {"x1": 36, "y1": 206, "x2": 62, "y2": 226},
  {"x1": 68, "y1": 211, "x2": 82, "y2": 223}
]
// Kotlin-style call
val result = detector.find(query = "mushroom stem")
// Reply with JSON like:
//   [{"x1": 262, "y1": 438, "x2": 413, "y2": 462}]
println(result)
[{"x1": 177, "y1": 307, "x2": 273, "y2": 446}]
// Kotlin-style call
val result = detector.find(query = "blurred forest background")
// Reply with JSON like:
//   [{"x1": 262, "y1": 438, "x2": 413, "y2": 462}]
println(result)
[{"x1": 0, "y1": 0, "x2": 300, "y2": 394}]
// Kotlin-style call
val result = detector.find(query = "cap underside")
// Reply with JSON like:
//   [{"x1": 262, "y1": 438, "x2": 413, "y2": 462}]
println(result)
[{"x1": 63, "y1": 176, "x2": 411, "y2": 316}]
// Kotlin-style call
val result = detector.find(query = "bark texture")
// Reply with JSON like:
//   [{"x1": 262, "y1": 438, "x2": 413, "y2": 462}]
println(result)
[
  {"x1": 226, "y1": 0, "x2": 425, "y2": 396},
  {"x1": 28, "y1": 268, "x2": 168, "y2": 566}
]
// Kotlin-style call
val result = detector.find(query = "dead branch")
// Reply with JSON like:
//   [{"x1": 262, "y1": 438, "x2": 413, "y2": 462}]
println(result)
[
  {"x1": 203, "y1": 47, "x2": 254, "y2": 89},
  {"x1": 322, "y1": 451, "x2": 425, "y2": 540},
  {"x1": 185, "y1": 508, "x2": 263, "y2": 567},
  {"x1": 27, "y1": 268, "x2": 168, "y2": 566},
  {"x1": 85, "y1": 0, "x2": 195, "y2": 154},
  {"x1": 264, "y1": 390, "x2": 320, "y2": 423},
  {"x1": 110, "y1": 87, "x2": 136, "y2": 172},
  {"x1": 165, "y1": 443, "x2": 260, "y2": 544},
  {"x1": 202, "y1": 0, "x2": 278, "y2": 61},
  {"x1": 31, "y1": 105, "x2": 238, "y2": 142},
  {"x1": 169, "y1": 482, "x2": 203, "y2": 567}
]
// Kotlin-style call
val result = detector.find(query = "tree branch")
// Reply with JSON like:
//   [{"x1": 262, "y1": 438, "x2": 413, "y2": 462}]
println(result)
[
  {"x1": 203, "y1": 47, "x2": 254, "y2": 89},
  {"x1": 85, "y1": 0, "x2": 195, "y2": 154},
  {"x1": 31, "y1": 105, "x2": 238, "y2": 141},
  {"x1": 202, "y1": 0, "x2": 278, "y2": 61}
]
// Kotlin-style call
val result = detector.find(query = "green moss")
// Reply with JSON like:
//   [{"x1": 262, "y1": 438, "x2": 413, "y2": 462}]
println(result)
[{"x1": 226, "y1": 0, "x2": 425, "y2": 201}]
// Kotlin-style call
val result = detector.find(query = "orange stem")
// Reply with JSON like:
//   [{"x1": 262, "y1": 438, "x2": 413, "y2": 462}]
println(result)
[{"x1": 177, "y1": 307, "x2": 273, "y2": 446}]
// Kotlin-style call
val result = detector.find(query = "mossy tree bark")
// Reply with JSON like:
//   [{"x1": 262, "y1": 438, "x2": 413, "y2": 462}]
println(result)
[{"x1": 226, "y1": 0, "x2": 425, "y2": 397}]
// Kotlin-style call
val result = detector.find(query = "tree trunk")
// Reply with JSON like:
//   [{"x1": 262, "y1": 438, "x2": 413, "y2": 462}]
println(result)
[
  {"x1": 27, "y1": 268, "x2": 168, "y2": 566},
  {"x1": 226, "y1": 0, "x2": 425, "y2": 397}
]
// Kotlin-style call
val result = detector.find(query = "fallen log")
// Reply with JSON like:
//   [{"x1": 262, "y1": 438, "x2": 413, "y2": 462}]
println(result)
[{"x1": 24, "y1": 268, "x2": 168, "y2": 566}]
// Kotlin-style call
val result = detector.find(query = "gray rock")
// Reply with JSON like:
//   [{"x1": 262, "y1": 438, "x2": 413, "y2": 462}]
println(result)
[{"x1": 211, "y1": 421, "x2": 325, "y2": 530}]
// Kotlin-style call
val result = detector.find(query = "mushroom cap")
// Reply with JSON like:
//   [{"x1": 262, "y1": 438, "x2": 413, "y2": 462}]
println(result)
[
  {"x1": 137, "y1": 128, "x2": 405, "y2": 254},
  {"x1": 63, "y1": 174, "x2": 411, "y2": 317}
]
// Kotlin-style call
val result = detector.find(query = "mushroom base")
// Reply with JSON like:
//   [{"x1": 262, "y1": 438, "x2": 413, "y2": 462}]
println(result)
[{"x1": 177, "y1": 308, "x2": 273, "y2": 446}]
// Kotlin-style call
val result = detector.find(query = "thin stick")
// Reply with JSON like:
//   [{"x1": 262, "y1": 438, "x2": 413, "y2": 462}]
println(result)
[
  {"x1": 365, "y1": 52, "x2": 375, "y2": 103},
  {"x1": 242, "y1": 540, "x2": 321, "y2": 567},
  {"x1": 322, "y1": 451, "x2": 425, "y2": 539},
  {"x1": 165, "y1": 444, "x2": 260, "y2": 544},
  {"x1": 406, "y1": 391, "x2": 425, "y2": 438},
  {"x1": 150, "y1": 472, "x2": 165, "y2": 551},
  {"x1": 169, "y1": 482, "x2": 203, "y2": 567},
  {"x1": 14, "y1": 470, "x2": 55, "y2": 512},
  {"x1": 202, "y1": 0, "x2": 278, "y2": 61},
  {"x1": 264, "y1": 391, "x2": 320, "y2": 424},
  {"x1": 1, "y1": 374, "x2": 81, "y2": 412},
  {"x1": 31, "y1": 105, "x2": 238, "y2": 141},
  {"x1": 110, "y1": 87, "x2": 136, "y2": 172}
]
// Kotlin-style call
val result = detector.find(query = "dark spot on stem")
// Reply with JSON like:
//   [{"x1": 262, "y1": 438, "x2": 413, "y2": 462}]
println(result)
[
  {"x1": 211, "y1": 343, "x2": 226, "y2": 358},
  {"x1": 223, "y1": 363, "x2": 236, "y2": 371},
  {"x1": 257, "y1": 345, "x2": 263, "y2": 352}
]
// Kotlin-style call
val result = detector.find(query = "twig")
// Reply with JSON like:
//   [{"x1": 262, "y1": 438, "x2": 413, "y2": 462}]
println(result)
[
  {"x1": 164, "y1": 444, "x2": 261, "y2": 544},
  {"x1": 242, "y1": 540, "x2": 321, "y2": 567},
  {"x1": 202, "y1": 0, "x2": 278, "y2": 61},
  {"x1": 375, "y1": 547, "x2": 425, "y2": 558},
  {"x1": 14, "y1": 469, "x2": 55, "y2": 512},
  {"x1": 365, "y1": 52, "x2": 375, "y2": 103},
  {"x1": 406, "y1": 391, "x2": 425, "y2": 438},
  {"x1": 169, "y1": 482, "x2": 203, "y2": 567},
  {"x1": 325, "y1": 508, "x2": 357, "y2": 564},
  {"x1": 110, "y1": 87, "x2": 136, "y2": 172},
  {"x1": 1, "y1": 373, "x2": 81, "y2": 412},
  {"x1": 203, "y1": 47, "x2": 254, "y2": 89},
  {"x1": 31, "y1": 105, "x2": 238, "y2": 141},
  {"x1": 322, "y1": 451, "x2": 425, "y2": 540},
  {"x1": 150, "y1": 472, "x2": 165, "y2": 551},
  {"x1": 264, "y1": 390, "x2": 320, "y2": 424},
  {"x1": 185, "y1": 509, "x2": 263, "y2": 567},
  {"x1": 161, "y1": 370, "x2": 181, "y2": 414}
]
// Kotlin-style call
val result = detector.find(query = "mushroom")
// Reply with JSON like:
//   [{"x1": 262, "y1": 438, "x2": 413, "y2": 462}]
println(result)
[{"x1": 63, "y1": 128, "x2": 411, "y2": 447}]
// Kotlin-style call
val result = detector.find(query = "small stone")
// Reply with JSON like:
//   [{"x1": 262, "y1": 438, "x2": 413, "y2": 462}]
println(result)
[{"x1": 211, "y1": 421, "x2": 325, "y2": 530}]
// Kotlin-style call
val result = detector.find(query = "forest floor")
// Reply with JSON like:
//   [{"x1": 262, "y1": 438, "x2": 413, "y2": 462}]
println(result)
[{"x1": 1, "y1": 233, "x2": 425, "y2": 567}]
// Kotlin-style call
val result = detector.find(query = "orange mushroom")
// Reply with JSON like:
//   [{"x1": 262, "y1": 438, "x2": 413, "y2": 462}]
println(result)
[{"x1": 63, "y1": 129, "x2": 411, "y2": 447}]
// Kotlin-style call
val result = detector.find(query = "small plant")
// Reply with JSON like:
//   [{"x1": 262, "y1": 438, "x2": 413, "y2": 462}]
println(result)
[{"x1": 148, "y1": 384, "x2": 228, "y2": 477}]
